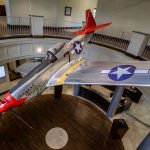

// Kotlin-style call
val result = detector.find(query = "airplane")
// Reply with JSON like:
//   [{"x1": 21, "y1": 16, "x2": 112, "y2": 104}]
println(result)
[
  {"x1": 0, "y1": 9, "x2": 112, "y2": 113},
  {"x1": 1, "y1": 9, "x2": 150, "y2": 115}
]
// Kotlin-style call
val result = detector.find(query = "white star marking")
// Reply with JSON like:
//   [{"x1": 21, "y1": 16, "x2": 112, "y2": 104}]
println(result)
[
  {"x1": 110, "y1": 67, "x2": 132, "y2": 79},
  {"x1": 75, "y1": 43, "x2": 82, "y2": 52}
]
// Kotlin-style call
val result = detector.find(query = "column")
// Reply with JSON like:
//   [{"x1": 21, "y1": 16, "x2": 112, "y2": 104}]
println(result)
[
  {"x1": 8, "y1": 61, "x2": 16, "y2": 70},
  {"x1": 127, "y1": 31, "x2": 150, "y2": 56},
  {"x1": 73, "y1": 85, "x2": 80, "y2": 96},
  {"x1": 30, "y1": 15, "x2": 44, "y2": 36},
  {"x1": 54, "y1": 85, "x2": 63, "y2": 99},
  {"x1": 107, "y1": 86, "x2": 124, "y2": 118},
  {"x1": 137, "y1": 132, "x2": 150, "y2": 150}
]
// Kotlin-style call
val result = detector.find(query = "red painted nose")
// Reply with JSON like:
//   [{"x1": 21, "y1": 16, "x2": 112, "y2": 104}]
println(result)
[{"x1": 0, "y1": 93, "x2": 26, "y2": 113}]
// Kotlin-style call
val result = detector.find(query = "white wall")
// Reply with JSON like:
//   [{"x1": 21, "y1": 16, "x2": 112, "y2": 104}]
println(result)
[
  {"x1": 7, "y1": 0, "x2": 58, "y2": 19},
  {"x1": 95, "y1": 0, "x2": 150, "y2": 33},
  {"x1": 6, "y1": 0, "x2": 98, "y2": 23},
  {"x1": 7, "y1": 0, "x2": 30, "y2": 17}
]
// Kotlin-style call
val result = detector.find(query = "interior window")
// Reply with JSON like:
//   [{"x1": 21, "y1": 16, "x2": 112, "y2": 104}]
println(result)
[{"x1": 93, "y1": 8, "x2": 96, "y2": 18}]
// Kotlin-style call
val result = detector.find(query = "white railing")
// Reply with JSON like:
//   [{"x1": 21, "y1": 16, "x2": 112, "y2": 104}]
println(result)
[
  {"x1": 96, "y1": 28, "x2": 131, "y2": 40},
  {"x1": 0, "y1": 16, "x2": 31, "y2": 36},
  {"x1": 141, "y1": 38, "x2": 150, "y2": 60},
  {"x1": 43, "y1": 18, "x2": 82, "y2": 38},
  {"x1": 44, "y1": 18, "x2": 82, "y2": 27},
  {"x1": 0, "y1": 16, "x2": 133, "y2": 52},
  {"x1": 91, "y1": 28, "x2": 132, "y2": 51}
]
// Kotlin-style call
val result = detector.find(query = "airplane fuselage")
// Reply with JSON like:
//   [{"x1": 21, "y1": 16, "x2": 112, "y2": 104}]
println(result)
[{"x1": 3, "y1": 33, "x2": 92, "y2": 107}]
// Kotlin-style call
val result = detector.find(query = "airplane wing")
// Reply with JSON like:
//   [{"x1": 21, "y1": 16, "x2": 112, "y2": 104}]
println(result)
[
  {"x1": 15, "y1": 62, "x2": 41, "y2": 76},
  {"x1": 47, "y1": 60, "x2": 150, "y2": 87}
]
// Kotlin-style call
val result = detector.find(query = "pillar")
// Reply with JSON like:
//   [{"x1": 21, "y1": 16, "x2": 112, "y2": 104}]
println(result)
[
  {"x1": 30, "y1": 15, "x2": 44, "y2": 36},
  {"x1": 54, "y1": 85, "x2": 63, "y2": 99},
  {"x1": 107, "y1": 86, "x2": 124, "y2": 118},
  {"x1": 73, "y1": 85, "x2": 80, "y2": 96},
  {"x1": 137, "y1": 132, "x2": 150, "y2": 150},
  {"x1": 8, "y1": 61, "x2": 16, "y2": 70},
  {"x1": 127, "y1": 31, "x2": 150, "y2": 56}
]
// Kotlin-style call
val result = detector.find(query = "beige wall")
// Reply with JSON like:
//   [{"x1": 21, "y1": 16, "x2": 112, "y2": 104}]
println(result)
[
  {"x1": 0, "y1": 0, "x2": 5, "y2": 5},
  {"x1": 6, "y1": 0, "x2": 98, "y2": 22},
  {"x1": 7, "y1": 0, "x2": 58, "y2": 18},
  {"x1": 56, "y1": 0, "x2": 98, "y2": 22},
  {"x1": 30, "y1": 0, "x2": 58, "y2": 19},
  {"x1": 95, "y1": 0, "x2": 150, "y2": 33}
]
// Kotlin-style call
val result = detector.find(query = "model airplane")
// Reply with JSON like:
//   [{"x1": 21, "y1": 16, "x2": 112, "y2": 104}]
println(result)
[{"x1": 0, "y1": 9, "x2": 150, "y2": 114}]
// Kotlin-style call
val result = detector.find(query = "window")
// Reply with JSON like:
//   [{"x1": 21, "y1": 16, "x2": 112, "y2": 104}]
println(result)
[
  {"x1": 0, "y1": 66, "x2": 5, "y2": 78},
  {"x1": 93, "y1": 8, "x2": 96, "y2": 18}
]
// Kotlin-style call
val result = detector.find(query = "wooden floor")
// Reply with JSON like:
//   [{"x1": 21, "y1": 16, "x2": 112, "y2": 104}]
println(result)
[{"x1": 0, "y1": 94, "x2": 125, "y2": 150}]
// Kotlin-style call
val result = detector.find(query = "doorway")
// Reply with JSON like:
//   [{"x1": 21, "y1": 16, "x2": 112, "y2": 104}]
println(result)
[{"x1": 0, "y1": 5, "x2": 6, "y2": 16}]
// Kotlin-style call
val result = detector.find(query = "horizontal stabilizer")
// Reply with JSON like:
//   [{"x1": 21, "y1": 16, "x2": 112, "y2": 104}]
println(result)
[
  {"x1": 73, "y1": 22, "x2": 112, "y2": 35},
  {"x1": 95, "y1": 22, "x2": 112, "y2": 30},
  {"x1": 73, "y1": 9, "x2": 112, "y2": 35}
]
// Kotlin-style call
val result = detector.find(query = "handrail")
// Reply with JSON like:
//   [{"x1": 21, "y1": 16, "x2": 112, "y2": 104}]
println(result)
[
  {"x1": 0, "y1": 16, "x2": 131, "y2": 49},
  {"x1": 2, "y1": 16, "x2": 150, "y2": 60}
]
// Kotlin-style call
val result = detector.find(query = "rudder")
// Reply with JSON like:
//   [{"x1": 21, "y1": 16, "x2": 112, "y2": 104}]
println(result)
[
  {"x1": 85, "y1": 9, "x2": 96, "y2": 29},
  {"x1": 73, "y1": 9, "x2": 112, "y2": 35}
]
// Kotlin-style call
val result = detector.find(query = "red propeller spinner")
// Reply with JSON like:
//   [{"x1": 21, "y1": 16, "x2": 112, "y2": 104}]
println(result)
[{"x1": 0, "y1": 93, "x2": 26, "y2": 113}]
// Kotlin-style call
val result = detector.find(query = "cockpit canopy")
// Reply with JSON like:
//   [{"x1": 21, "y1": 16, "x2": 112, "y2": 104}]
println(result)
[
  {"x1": 44, "y1": 42, "x2": 66, "y2": 61},
  {"x1": 44, "y1": 51, "x2": 57, "y2": 63}
]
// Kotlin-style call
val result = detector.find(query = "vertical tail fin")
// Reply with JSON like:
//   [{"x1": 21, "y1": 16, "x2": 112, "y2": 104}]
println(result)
[
  {"x1": 85, "y1": 9, "x2": 96, "y2": 29},
  {"x1": 73, "y1": 9, "x2": 112, "y2": 35}
]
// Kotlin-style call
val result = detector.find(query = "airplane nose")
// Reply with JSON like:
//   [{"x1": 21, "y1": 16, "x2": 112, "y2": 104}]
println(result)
[
  {"x1": 0, "y1": 93, "x2": 26, "y2": 113},
  {"x1": 0, "y1": 99, "x2": 11, "y2": 113}
]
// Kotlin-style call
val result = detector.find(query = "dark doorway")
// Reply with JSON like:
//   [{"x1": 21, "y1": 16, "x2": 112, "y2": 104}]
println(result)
[{"x1": 0, "y1": 5, "x2": 6, "y2": 16}]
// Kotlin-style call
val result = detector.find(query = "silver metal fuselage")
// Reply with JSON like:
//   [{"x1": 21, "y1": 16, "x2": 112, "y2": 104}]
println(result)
[{"x1": 9, "y1": 33, "x2": 92, "y2": 101}]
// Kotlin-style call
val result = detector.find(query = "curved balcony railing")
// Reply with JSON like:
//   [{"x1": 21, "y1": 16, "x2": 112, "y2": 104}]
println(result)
[
  {"x1": 141, "y1": 39, "x2": 150, "y2": 60},
  {"x1": 0, "y1": 16, "x2": 31, "y2": 37},
  {"x1": 0, "y1": 16, "x2": 131, "y2": 50},
  {"x1": 2, "y1": 16, "x2": 150, "y2": 60},
  {"x1": 91, "y1": 32, "x2": 131, "y2": 51}
]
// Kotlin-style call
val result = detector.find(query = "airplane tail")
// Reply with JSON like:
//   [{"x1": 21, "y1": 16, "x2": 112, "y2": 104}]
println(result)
[{"x1": 73, "y1": 9, "x2": 112, "y2": 35}]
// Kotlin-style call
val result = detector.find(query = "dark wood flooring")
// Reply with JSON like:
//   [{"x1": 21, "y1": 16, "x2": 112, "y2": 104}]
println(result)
[{"x1": 0, "y1": 94, "x2": 125, "y2": 150}]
